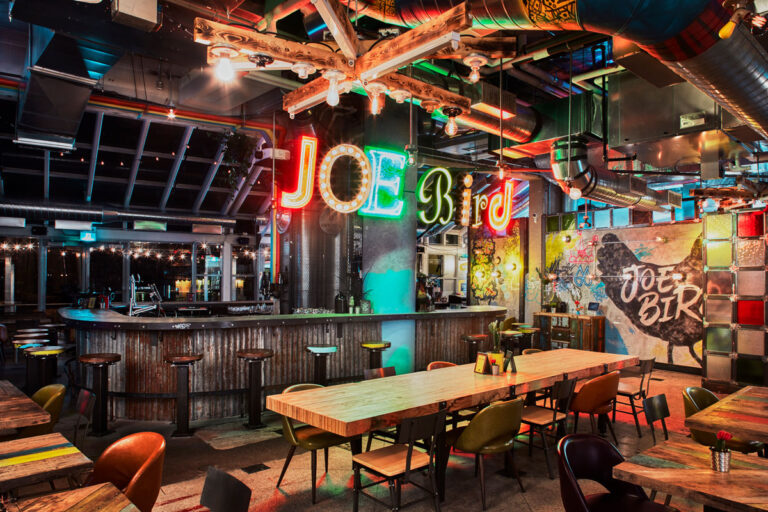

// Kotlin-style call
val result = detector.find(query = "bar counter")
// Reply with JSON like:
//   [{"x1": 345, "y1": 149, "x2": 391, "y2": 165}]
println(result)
[{"x1": 59, "y1": 306, "x2": 505, "y2": 422}]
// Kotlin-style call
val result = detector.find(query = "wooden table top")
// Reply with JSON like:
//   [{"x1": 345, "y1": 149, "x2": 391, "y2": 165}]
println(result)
[
  {"x1": 0, "y1": 433, "x2": 92, "y2": 492},
  {"x1": 614, "y1": 434, "x2": 768, "y2": 512},
  {"x1": 16, "y1": 483, "x2": 139, "y2": 512},
  {"x1": 0, "y1": 380, "x2": 50, "y2": 430},
  {"x1": 267, "y1": 349, "x2": 638, "y2": 437},
  {"x1": 685, "y1": 386, "x2": 768, "y2": 444}
]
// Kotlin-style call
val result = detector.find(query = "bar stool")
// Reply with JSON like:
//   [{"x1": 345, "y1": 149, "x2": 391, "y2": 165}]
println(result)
[
  {"x1": 79, "y1": 353, "x2": 121, "y2": 436},
  {"x1": 500, "y1": 330, "x2": 522, "y2": 354},
  {"x1": 38, "y1": 323, "x2": 66, "y2": 344},
  {"x1": 519, "y1": 327, "x2": 541, "y2": 352},
  {"x1": 461, "y1": 334, "x2": 488, "y2": 363},
  {"x1": 236, "y1": 348, "x2": 274, "y2": 428},
  {"x1": 24, "y1": 345, "x2": 65, "y2": 393},
  {"x1": 165, "y1": 353, "x2": 203, "y2": 437},
  {"x1": 305, "y1": 345, "x2": 337, "y2": 386},
  {"x1": 360, "y1": 341, "x2": 391, "y2": 369},
  {"x1": 13, "y1": 333, "x2": 49, "y2": 363}
]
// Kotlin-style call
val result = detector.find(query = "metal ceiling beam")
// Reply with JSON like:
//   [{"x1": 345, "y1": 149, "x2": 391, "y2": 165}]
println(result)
[
  {"x1": 193, "y1": 141, "x2": 226, "y2": 213},
  {"x1": 86, "y1": 111, "x2": 104, "y2": 202},
  {"x1": 160, "y1": 126, "x2": 194, "y2": 211},
  {"x1": 43, "y1": 150, "x2": 50, "y2": 200},
  {"x1": 221, "y1": 155, "x2": 256, "y2": 215},
  {"x1": 229, "y1": 166, "x2": 266, "y2": 216},
  {"x1": 123, "y1": 120, "x2": 151, "y2": 209}
]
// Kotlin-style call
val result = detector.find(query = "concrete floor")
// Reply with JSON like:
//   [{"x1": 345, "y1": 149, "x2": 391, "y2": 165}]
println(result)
[{"x1": 8, "y1": 366, "x2": 708, "y2": 511}]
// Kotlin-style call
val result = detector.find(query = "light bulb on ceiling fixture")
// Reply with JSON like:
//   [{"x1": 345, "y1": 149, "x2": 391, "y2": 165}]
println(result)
[
  {"x1": 498, "y1": 165, "x2": 504, "y2": 180},
  {"x1": 210, "y1": 44, "x2": 239, "y2": 82},
  {"x1": 442, "y1": 106, "x2": 461, "y2": 137},
  {"x1": 463, "y1": 53, "x2": 489, "y2": 84},
  {"x1": 366, "y1": 82, "x2": 388, "y2": 115},
  {"x1": 167, "y1": 106, "x2": 176, "y2": 120},
  {"x1": 322, "y1": 69, "x2": 345, "y2": 107},
  {"x1": 291, "y1": 61, "x2": 316, "y2": 80},
  {"x1": 568, "y1": 187, "x2": 582, "y2": 200}
]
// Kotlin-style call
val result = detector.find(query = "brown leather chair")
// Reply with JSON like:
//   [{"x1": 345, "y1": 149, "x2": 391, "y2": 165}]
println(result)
[
  {"x1": 426, "y1": 361, "x2": 455, "y2": 371},
  {"x1": 569, "y1": 372, "x2": 619, "y2": 445},
  {"x1": 86, "y1": 432, "x2": 166, "y2": 512}
]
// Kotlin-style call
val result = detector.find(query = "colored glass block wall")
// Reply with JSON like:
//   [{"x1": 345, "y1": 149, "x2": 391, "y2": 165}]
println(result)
[{"x1": 703, "y1": 210, "x2": 768, "y2": 388}]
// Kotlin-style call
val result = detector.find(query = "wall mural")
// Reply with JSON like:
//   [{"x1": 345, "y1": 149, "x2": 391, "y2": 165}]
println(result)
[
  {"x1": 540, "y1": 223, "x2": 704, "y2": 368},
  {"x1": 470, "y1": 219, "x2": 525, "y2": 321}
]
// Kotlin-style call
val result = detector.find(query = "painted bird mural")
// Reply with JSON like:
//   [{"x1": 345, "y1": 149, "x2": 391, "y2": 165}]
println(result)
[{"x1": 597, "y1": 233, "x2": 703, "y2": 365}]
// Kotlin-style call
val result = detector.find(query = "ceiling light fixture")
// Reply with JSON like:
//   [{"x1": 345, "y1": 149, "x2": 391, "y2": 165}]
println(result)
[
  {"x1": 291, "y1": 61, "x2": 317, "y2": 80},
  {"x1": 463, "y1": 53, "x2": 489, "y2": 83},
  {"x1": 322, "y1": 69, "x2": 346, "y2": 106},
  {"x1": 248, "y1": 53, "x2": 275, "y2": 68},
  {"x1": 366, "y1": 82, "x2": 388, "y2": 115},
  {"x1": 442, "y1": 106, "x2": 462, "y2": 136},
  {"x1": 389, "y1": 88, "x2": 411, "y2": 104},
  {"x1": 421, "y1": 99, "x2": 440, "y2": 114},
  {"x1": 167, "y1": 106, "x2": 176, "y2": 120},
  {"x1": 568, "y1": 187, "x2": 582, "y2": 200},
  {"x1": 211, "y1": 44, "x2": 239, "y2": 82}
]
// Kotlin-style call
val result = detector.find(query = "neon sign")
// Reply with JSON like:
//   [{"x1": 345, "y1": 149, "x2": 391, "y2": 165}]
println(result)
[
  {"x1": 487, "y1": 180, "x2": 515, "y2": 232},
  {"x1": 416, "y1": 167, "x2": 454, "y2": 225},
  {"x1": 359, "y1": 148, "x2": 407, "y2": 218},
  {"x1": 460, "y1": 173, "x2": 472, "y2": 227},
  {"x1": 318, "y1": 144, "x2": 371, "y2": 213},
  {"x1": 280, "y1": 136, "x2": 318, "y2": 209}
]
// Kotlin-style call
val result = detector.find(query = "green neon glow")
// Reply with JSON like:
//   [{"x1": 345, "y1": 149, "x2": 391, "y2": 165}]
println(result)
[
  {"x1": 416, "y1": 167, "x2": 454, "y2": 225},
  {"x1": 359, "y1": 147, "x2": 407, "y2": 219}
]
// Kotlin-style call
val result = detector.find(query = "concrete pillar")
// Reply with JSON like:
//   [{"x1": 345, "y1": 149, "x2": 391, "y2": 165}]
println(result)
[
  {"x1": 526, "y1": 179, "x2": 547, "y2": 324},
  {"x1": 37, "y1": 240, "x2": 47, "y2": 312},
  {"x1": 79, "y1": 248, "x2": 90, "y2": 293},
  {"x1": 222, "y1": 241, "x2": 232, "y2": 301}
]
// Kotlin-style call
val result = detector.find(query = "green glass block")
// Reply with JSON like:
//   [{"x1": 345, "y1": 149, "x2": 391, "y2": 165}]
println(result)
[
  {"x1": 546, "y1": 216, "x2": 560, "y2": 233},
  {"x1": 735, "y1": 357, "x2": 764, "y2": 386},
  {"x1": 705, "y1": 327, "x2": 732, "y2": 353},
  {"x1": 706, "y1": 240, "x2": 732, "y2": 268},
  {"x1": 561, "y1": 213, "x2": 576, "y2": 231},
  {"x1": 706, "y1": 213, "x2": 732, "y2": 239}
]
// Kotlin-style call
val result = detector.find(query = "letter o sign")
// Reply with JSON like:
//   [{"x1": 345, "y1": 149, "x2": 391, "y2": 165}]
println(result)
[{"x1": 317, "y1": 144, "x2": 372, "y2": 213}]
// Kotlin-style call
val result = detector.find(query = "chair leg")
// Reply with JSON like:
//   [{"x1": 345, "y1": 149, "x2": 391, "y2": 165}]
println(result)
[
  {"x1": 324, "y1": 447, "x2": 329, "y2": 473},
  {"x1": 603, "y1": 414, "x2": 619, "y2": 445},
  {"x1": 311, "y1": 449, "x2": 317, "y2": 504},
  {"x1": 664, "y1": 494, "x2": 672, "y2": 506},
  {"x1": 478, "y1": 454, "x2": 487, "y2": 511},
  {"x1": 474, "y1": 453, "x2": 480, "y2": 477},
  {"x1": 388, "y1": 480, "x2": 397, "y2": 512},
  {"x1": 573, "y1": 413, "x2": 579, "y2": 433},
  {"x1": 505, "y1": 450, "x2": 525, "y2": 493},
  {"x1": 396, "y1": 478, "x2": 402, "y2": 510},
  {"x1": 649, "y1": 490, "x2": 657, "y2": 502},
  {"x1": 353, "y1": 464, "x2": 361, "y2": 512},
  {"x1": 589, "y1": 414, "x2": 597, "y2": 434},
  {"x1": 276, "y1": 445, "x2": 296, "y2": 488},
  {"x1": 612, "y1": 399, "x2": 617, "y2": 423},
  {"x1": 366, "y1": 432, "x2": 374, "y2": 452},
  {"x1": 429, "y1": 464, "x2": 441, "y2": 512},
  {"x1": 541, "y1": 430, "x2": 555, "y2": 479},
  {"x1": 628, "y1": 396, "x2": 642, "y2": 438},
  {"x1": 528, "y1": 426, "x2": 534, "y2": 457}
]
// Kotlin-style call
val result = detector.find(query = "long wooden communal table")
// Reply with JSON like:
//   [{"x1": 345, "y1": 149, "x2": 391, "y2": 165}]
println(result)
[
  {"x1": 0, "y1": 380, "x2": 50, "y2": 430},
  {"x1": 614, "y1": 435, "x2": 768, "y2": 512},
  {"x1": 0, "y1": 433, "x2": 92, "y2": 493},
  {"x1": 267, "y1": 348, "x2": 638, "y2": 499},
  {"x1": 16, "y1": 483, "x2": 139, "y2": 512},
  {"x1": 685, "y1": 386, "x2": 768, "y2": 444}
]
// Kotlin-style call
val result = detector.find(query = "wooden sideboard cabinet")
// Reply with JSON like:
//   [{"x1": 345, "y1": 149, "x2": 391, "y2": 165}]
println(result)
[{"x1": 533, "y1": 312, "x2": 605, "y2": 352}]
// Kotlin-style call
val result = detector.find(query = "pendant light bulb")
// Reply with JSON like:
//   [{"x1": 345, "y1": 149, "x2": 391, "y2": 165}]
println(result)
[
  {"x1": 327, "y1": 78, "x2": 340, "y2": 106},
  {"x1": 215, "y1": 56, "x2": 235, "y2": 82},
  {"x1": 498, "y1": 166, "x2": 504, "y2": 180},
  {"x1": 569, "y1": 187, "x2": 582, "y2": 200},
  {"x1": 167, "y1": 107, "x2": 176, "y2": 120},
  {"x1": 445, "y1": 116, "x2": 458, "y2": 136},
  {"x1": 469, "y1": 66, "x2": 480, "y2": 83},
  {"x1": 371, "y1": 93, "x2": 380, "y2": 115}
]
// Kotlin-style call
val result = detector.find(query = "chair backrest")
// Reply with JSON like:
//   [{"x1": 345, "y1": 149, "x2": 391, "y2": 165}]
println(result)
[
  {"x1": 501, "y1": 317, "x2": 518, "y2": 331},
  {"x1": 22, "y1": 384, "x2": 66, "y2": 436},
  {"x1": 551, "y1": 378, "x2": 577, "y2": 420},
  {"x1": 426, "y1": 361, "x2": 455, "y2": 371},
  {"x1": 642, "y1": 394, "x2": 670, "y2": 445},
  {"x1": 200, "y1": 466, "x2": 252, "y2": 512},
  {"x1": 363, "y1": 366, "x2": 396, "y2": 380},
  {"x1": 522, "y1": 348, "x2": 542, "y2": 355},
  {"x1": 557, "y1": 434, "x2": 646, "y2": 512},
  {"x1": 0, "y1": 323, "x2": 7, "y2": 343},
  {"x1": 280, "y1": 383, "x2": 323, "y2": 446},
  {"x1": 397, "y1": 409, "x2": 447, "y2": 480},
  {"x1": 455, "y1": 398, "x2": 524, "y2": 454},
  {"x1": 569, "y1": 371, "x2": 619, "y2": 413},
  {"x1": 634, "y1": 357, "x2": 655, "y2": 396},
  {"x1": 682, "y1": 386, "x2": 720, "y2": 446},
  {"x1": 88, "y1": 432, "x2": 166, "y2": 512}
]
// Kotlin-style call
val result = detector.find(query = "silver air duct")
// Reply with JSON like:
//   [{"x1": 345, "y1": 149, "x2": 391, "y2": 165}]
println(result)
[{"x1": 551, "y1": 136, "x2": 670, "y2": 212}]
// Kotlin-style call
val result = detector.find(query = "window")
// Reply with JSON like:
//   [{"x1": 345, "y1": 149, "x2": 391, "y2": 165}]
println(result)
[{"x1": 445, "y1": 233, "x2": 459, "y2": 245}]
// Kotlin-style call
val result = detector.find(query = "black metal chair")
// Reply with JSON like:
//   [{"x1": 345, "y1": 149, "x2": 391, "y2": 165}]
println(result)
[
  {"x1": 200, "y1": 466, "x2": 252, "y2": 512},
  {"x1": 642, "y1": 394, "x2": 673, "y2": 507},
  {"x1": 72, "y1": 389, "x2": 96, "y2": 448},
  {"x1": 363, "y1": 367, "x2": 397, "y2": 451},
  {"x1": 613, "y1": 357, "x2": 655, "y2": 438},
  {"x1": 353, "y1": 409, "x2": 447, "y2": 512}
]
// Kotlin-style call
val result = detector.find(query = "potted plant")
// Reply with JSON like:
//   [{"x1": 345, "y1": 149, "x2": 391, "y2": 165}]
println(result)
[{"x1": 711, "y1": 430, "x2": 732, "y2": 472}]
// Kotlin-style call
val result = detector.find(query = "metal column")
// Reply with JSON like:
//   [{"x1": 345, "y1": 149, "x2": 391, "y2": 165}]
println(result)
[
  {"x1": 37, "y1": 240, "x2": 46, "y2": 311},
  {"x1": 222, "y1": 241, "x2": 232, "y2": 301}
]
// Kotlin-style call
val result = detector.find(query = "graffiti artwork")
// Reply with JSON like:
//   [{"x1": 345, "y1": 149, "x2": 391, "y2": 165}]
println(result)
[{"x1": 470, "y1": 219, "x2": 524, "y2": 318}]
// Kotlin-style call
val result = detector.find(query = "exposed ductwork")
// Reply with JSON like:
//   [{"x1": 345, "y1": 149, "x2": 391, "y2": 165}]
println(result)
[
  {"x1": 550, "y1": 136, "x2": 677, "y2": 212},
  {"x1": 457, "y1": 104, "x2": 539, "y2": 144}
]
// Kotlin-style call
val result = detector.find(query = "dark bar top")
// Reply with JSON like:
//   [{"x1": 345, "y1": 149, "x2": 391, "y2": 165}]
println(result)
[{"x1": 58, "y1": 305, "x2": 507, "y2": 331}]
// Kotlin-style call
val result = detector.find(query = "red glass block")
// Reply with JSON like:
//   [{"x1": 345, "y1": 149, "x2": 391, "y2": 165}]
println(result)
[
  {"x1": 737, "y1": 300, "x2": 765, "y2": 325},
  {"x1": 737, "y1": 212, "x2": 764, "y2": 237}
]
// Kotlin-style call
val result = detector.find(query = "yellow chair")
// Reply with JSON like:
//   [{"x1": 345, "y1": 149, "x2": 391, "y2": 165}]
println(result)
[{"x1": 13, "y1": 384, "x2": 66, "y2": 438}]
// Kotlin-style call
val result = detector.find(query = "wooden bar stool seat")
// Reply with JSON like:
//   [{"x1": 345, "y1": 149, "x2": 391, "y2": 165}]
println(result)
[
  {"x1": 24, "y1": 345, "x2": 66, "y2": 393},
  {"x1": 305, "y1": 346, "x2": 337, "y2": 386},
  {"x1": 165, "y1": 353, "x2": 203, "y2": 437},
  {"x1": 79, "y1": 353, "x2": 121, "y2": 436},
  {"x1": 236, "y1": 348, "x2": 274, "y2": 429},
  {"x1": 461, "y1": 334, "x2": 488, "y2": 363},
  {"x1": 360, "y1": 341, "x2": 391, "y2": 369}
]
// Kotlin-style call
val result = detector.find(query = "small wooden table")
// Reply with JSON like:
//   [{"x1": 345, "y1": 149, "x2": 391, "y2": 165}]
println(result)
[
  {"x1": 0, "y1": 433, "x2": 92, "y2": 492},
  {"x1": 0, "y1": 380, "x2": 50, "y2": 430},
  {"x1": 16, "y1": 483, "x2": 139, "y2": 511},
  {"x1": 685, "y1": 386, "x2": 768, "y2": 444},
  {"x1": 614, "y1": 435, "x2": 768, "y2": 512}
]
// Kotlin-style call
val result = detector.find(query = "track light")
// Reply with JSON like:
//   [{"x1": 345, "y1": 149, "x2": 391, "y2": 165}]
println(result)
[{"x1": 322, "y1": 69, "x2": 345, "y2": 107}]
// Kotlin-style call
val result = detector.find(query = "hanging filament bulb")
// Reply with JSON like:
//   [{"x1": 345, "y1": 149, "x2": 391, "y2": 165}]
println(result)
[
  {"x1": 498, "y1": 165, "x2": 504, "y2": 180},
  {"x1": 366, "y1": 82, "x2": 387, "y2": 115},
  {"x1": 371, "y1": 93, "x2": 381, "y2": 115},
  {"x1": 462, "y1": 53, "x2": 488, "y2": 84},
  {"x1": 469, "y1": 66, "x2": 480, "y2": 83},
  {"x1": 442, "y1": 107, "x2": 461, "y2": 137},
  {"x1": 211, "y1": 44, "x2": 238, "y2": 82},
  {"x1": 322, "y1": 69, "x2": 345, "y2": 107}
]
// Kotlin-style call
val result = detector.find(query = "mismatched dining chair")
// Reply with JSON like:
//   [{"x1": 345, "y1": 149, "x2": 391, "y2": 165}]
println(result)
[
  {"x1": 364, "y1": 367, "x2": 397, "y2": 451},
  {"x1": 682, "y1": 386, "x2": 764, "y2": 454},
  {"x1": 642, "y1": 395, "x2": 673, "y2": 507},
  {"x1": 557, "y1": 434, "x2": 678, "y2": 512},
  {"x1": 277, "y1": 383, "x2": 358, "y2": 504},
  {"x1": 200, "y1": 466, "x2": 252, "y2": 512},
  {"x1": 72, "y1": 389, "x2": 96, "y2": 447},
  {"x1": 426, "y1": 361, "x2": 475, "y2": 427},
  {"x1": 363, "y1": 366, "x2": 396, "y2": 380},
  {"x1": 5, "y1": 384, "x2": 67, "y2": 440},
  {"x1": 86, "y1": 432, "x2": 166, "y2": 512},
  {"x1": 569, "y1": 372, "x2": 620, "y2": 445},
  {"x1": 446, "y1": 398, "x2": 525, "y2": 510},
  {"x1": 353, "y1": 409, "x2": 447, "y2": 512},
  {"x1": 426, "y1": 361, "x2": 455, "y2": 371},
  {"x1": 520, "y1": 378, "x2": 576, "y2": 479},
  {"x1": 613, "y1": 358, "x2": 655, "y2": 438}
]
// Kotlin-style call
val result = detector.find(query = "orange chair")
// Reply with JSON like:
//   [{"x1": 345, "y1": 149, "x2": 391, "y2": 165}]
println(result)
[
  {"x1": 86, "y1": 432, "x2": 166, "y2": 512},
  {"x1": 426, "y1": 361, "x2": 455, "y2": 371},
  {"x1": 569, "y1": 372, "x2": 619, "y2": 445}
]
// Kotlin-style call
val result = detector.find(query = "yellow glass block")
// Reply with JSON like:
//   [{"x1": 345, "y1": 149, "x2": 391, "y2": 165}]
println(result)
[
  {"x1": 706, "y1": 241, "x2": 732, "y2": 268},
  {"x1": 706, "y1": 214, "x2": 732, "y2": 239}
]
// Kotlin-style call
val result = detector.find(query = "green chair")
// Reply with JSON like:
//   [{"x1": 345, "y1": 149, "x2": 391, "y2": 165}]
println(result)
[
  {"x1": 682, "y1": 386, "x2": 764, "y2": 454},
  {"x1": 276, "y1": 383, "x2": 357, "y2": 504},
  {"x1": 446, "y1": 398, "x2": 525, "y2": 510}
]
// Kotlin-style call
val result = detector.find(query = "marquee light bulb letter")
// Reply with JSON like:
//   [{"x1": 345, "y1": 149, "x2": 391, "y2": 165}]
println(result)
[
  {"x1": 318, "y1": 144, "x2": 372, "y2": 213},
  {"x1": 417, "y1": 167, "x2": 454, "y2": 225},
  {"x1": 487, "y1": 180, "x2": 514, "y2": 232},
  {"x1": 359, "y1": 148, "x2": 407, "y2": 218},
  {"x1": 472, "y1": 194, "x2": 488, "y2": 227},
  {"x1": 280, "y1": 136, "x2": 318, "y2": 209}
]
